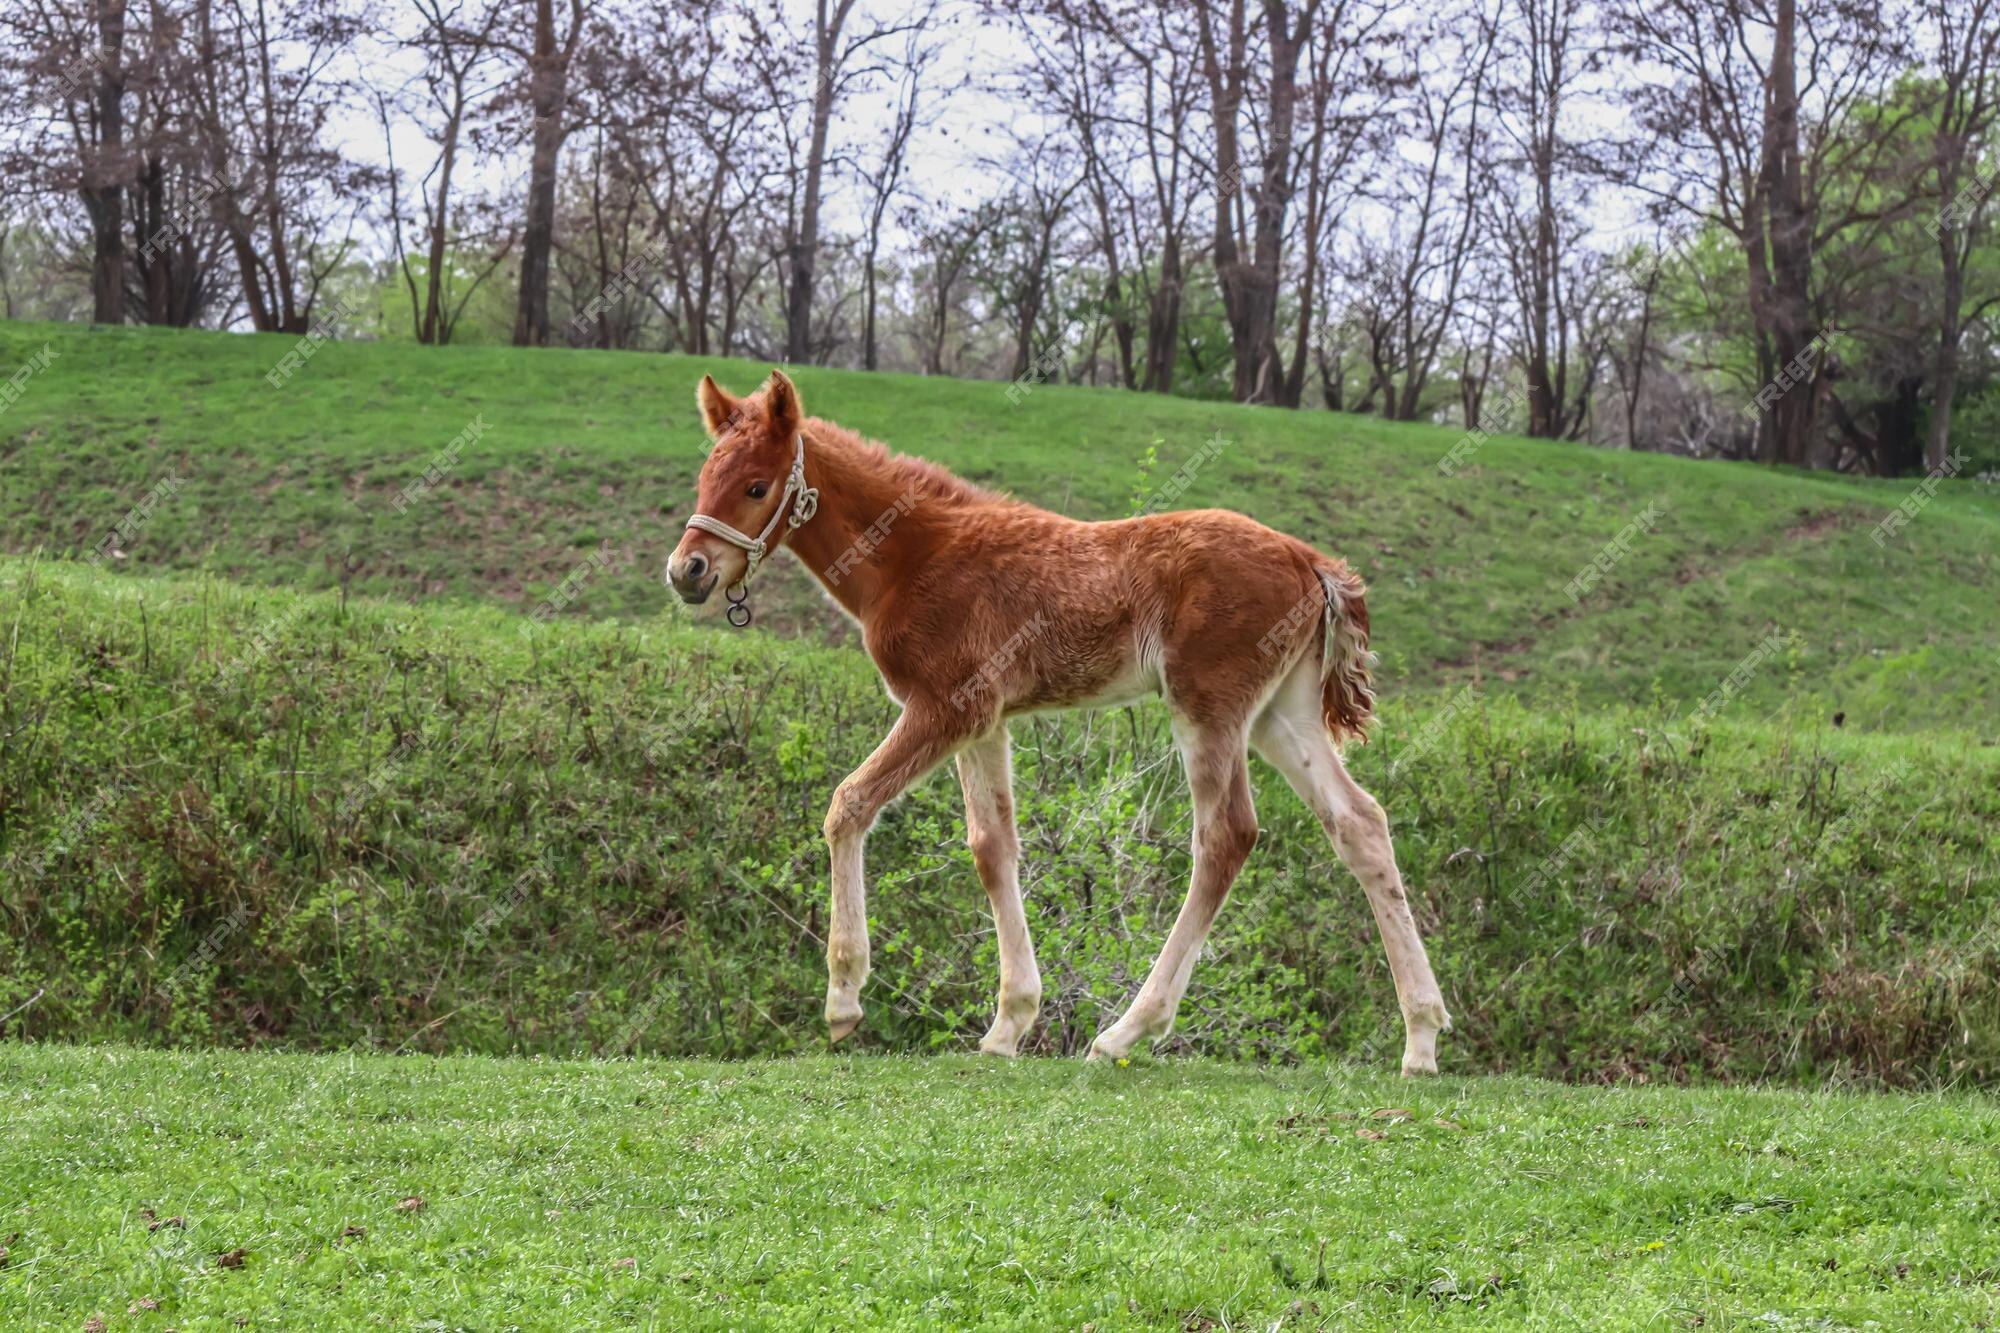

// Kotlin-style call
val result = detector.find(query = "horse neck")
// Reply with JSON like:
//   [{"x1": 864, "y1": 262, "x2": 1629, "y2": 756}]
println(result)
[{"x1": 782, "y1": 425, "x2": 943, "y2": 622}]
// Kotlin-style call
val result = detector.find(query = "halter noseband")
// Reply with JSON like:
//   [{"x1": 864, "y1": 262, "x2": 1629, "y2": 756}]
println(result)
[{"x1": 682, "y1": 433, "x2": 819, "y2": 626}]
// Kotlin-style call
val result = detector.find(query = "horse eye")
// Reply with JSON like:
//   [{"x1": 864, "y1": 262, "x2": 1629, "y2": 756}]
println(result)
[{"x1": 747, "y1": 481, "x2": 769, "y2": 499}]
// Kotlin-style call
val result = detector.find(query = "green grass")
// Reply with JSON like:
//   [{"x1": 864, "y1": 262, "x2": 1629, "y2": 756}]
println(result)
[
  {"x1": 3, "y1": 1045, "x2": 1998, "y2": 1329},
  {"x1": 1, "y1": 320, "x2": 1995, "y2": 733},
  {"x1": 4, "y1": 321, "x2": 1998, "y2": 1328},
  {"x1": 5, "y1": 558, "x2": 1996, "y2": 1081}
]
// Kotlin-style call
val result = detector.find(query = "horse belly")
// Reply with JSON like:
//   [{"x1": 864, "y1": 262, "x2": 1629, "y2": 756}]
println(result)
[{"x1": 1007, "y1": 631, "x2": 1162, "y2": 717}]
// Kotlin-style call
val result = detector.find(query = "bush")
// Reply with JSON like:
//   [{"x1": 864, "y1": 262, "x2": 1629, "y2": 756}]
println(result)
[{"x1": 2, "y1": 558, "x2": 1995, "y2": 1085}]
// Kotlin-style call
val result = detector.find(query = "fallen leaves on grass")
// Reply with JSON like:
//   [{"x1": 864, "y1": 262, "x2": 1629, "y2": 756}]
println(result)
[
  {"x1": 215, "y1": 1248, "x2": 247, "y2": 1269},
  {"x1": 396, "y1": 1196, "x2": 426, "y2": 1214},
  {"x1": 128, "y1": 1297, "x2": 160, "y2": 1312},
  {"x1": 83, "y1": 1317, "x2": 107, "y2": 1333}
]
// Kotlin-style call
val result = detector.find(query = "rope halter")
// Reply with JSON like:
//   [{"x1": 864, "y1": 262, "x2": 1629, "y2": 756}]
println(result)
[{"x1": 682, "y1": 432, "x2": 819, "y2": 626}]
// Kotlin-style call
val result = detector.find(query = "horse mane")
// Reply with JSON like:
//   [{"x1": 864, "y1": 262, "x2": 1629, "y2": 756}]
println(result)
[{"x1": 805, "y1": 417, "x2": 1011, "y2": 508}]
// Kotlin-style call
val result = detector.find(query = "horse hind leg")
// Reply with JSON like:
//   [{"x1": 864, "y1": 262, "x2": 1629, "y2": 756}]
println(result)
[
  {"x1": 956, "y1": 729, "x2": 1042, "y2": 1055},
  {"x1": 1251, "y1": 661, "x2": 1451, "y2": 1076},
  {"x1": 1088, "y1": 717, "x2": 1259, "y2": 1062}
]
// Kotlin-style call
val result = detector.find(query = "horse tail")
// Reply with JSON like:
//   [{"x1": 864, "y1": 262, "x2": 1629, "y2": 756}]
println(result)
[{"x1": 1314, "y1": 563, "x2": 1376, "y2": 746}]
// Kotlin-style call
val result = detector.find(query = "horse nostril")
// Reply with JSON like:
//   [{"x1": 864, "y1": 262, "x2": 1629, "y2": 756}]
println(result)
[{"x1": 685, "y1": 553, "x2": 707, "y2": 580}]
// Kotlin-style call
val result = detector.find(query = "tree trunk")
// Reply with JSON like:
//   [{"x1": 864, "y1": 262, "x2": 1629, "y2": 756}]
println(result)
[
  {"x1": 862, "y1": 240, "x2": 881, "y2": 371},
  {"x1": 1206, "y1": 0, "x2": 1303, "y2": 405},
  {"x1": 786, "y1": 1, "x2": 848, "y2": 364},
  {"x1": 84, "y1": 0, "x2": 130, "y2": 325},
  {"x1": 1143, "y1": 234, "x2": 1181, "y2": 393},
  {"x1": 1752, "y1": 0, "x2": 1816, "y2": 467},
  {"x1": 514, "y1": 0, "x2": 567, "y2": 347},
  {"x1": 1928, "y1": 294, "x2": 1960, "y2": 474},
  {"x1": 421, "y1": 118, "x2": 459, "y2": 345}
]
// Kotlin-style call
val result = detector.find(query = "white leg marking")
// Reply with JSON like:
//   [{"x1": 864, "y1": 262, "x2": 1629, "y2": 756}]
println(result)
[
  {"x1": 822, "y1": 709, "x2": 968, "y2": 1042},
  {"x1": 1252, "y1": 664, "x2": 1451, "y2": 1077},
  {"x1": 956, "y1": 730, "x2": 1042, "y2": 1055}
]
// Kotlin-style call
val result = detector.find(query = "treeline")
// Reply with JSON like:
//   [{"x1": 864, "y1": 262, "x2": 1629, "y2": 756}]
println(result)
[{"x1": 2, "y1": 0, "x2": 1997, "y2": 475}]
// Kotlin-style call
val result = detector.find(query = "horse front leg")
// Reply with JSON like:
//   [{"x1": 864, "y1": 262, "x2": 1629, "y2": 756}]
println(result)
[
  {"x1": 956, "y1": 728, "x2": 1041, "y2": 1055},
  {"x1": 822, "y1": 705, "x2": 969, "y2": 1042}
]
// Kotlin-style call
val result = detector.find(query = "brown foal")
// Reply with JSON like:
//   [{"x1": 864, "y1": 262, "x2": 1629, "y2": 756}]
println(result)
[{"x1": 666, "y1": 370, "x2": 1451, "y2": 1075}]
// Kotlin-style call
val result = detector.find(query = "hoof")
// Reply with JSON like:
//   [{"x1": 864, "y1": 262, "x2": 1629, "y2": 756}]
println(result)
[
  {"x1": 1401, "y1": 1054, "x2": 1438, "y2": 1078},
  {"x1": 828, "y1": 1015, "x2": 861, "y2": 1044},
  {"x1": 977, "y1": 1030, "x2": 1023, "y2": 1057},
  {"x1": 1085, "y1": 1034, "x2": 1127, "y2": 1064}
]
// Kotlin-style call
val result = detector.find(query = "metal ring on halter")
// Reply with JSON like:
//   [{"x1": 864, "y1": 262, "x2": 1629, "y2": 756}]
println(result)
[{"x1": 724, "y1": 583, "x2": 752, "y2": 627}]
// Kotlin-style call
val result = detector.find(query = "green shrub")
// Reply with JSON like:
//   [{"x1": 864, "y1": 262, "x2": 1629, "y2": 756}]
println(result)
[{"x1": 2, "y1": 558, "x2": 1995, "y2": 1085}]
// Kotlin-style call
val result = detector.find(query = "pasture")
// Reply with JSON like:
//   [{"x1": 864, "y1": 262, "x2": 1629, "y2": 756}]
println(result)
[
  {"x1": 3, "y1": 321, "x2": 1998, "y2": 1326},
  {"x1": 5, "y1": 1047, "x2": 2000, "y2": 1329}
]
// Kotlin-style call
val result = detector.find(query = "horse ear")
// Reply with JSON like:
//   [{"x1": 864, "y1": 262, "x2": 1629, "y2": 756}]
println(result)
[
  {"x1": 697, "y1": 374, "x2": 737, "y2": 438},
  {"x1": 766, "y1": 369, "x2": 802, "y2": 439}
]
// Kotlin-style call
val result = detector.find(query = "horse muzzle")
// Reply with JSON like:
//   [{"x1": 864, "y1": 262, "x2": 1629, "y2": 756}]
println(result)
[{"x1": 666, "y1": 551, "x2": 719, "y2": 604}]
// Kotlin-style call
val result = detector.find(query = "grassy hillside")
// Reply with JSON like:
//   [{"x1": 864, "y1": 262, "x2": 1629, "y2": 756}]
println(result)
[
  {"x1": 2, "y1": 321, "x2": 1995, "y2": 733},
  {"x1": 4, "y1": 560, "x2": 1996, "y2": 1083},
  {"x1": 5, "y1": 1046, "x2": 2000, "y2": 1329}
]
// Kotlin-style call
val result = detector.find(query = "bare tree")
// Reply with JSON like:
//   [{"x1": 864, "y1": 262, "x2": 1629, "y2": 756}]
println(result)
[
  {"x1": 1613, "y1": 0, "x2": 1913, "y2": 466},
  {"x1": 1920, "y1": 0, "x2": 2000, "y2": 470},
  {"x1": 1197, "y1": 0, "x2": 1323, "y2": 404},
  {"x1": 982, "y1": 131, "x2": 1084, "y2": 380},
  {"x1": 1375, "y1": 5, "x2": 1498, "y2": 421},
  {"x1": 184, "y1": 0, "x2": 375, "y2": 334},
  {"x1": 1491, "y1": 0, "x2": 1596, "y2": 436},
  {"x1": 752, "y1": 0, "x2": 927, "y2": 365},
  {"x1": 1279, "y1": 0, "x2": 1392, "y2": 406},
  {"x1": 1, "y1": 0, "x2": 142, "y2": 322},
  {"x1": 383, "y1": 0, "x2": 512, "y2": 345},
  {"x1": 1024, "y1": 1, "x2": 1206, "y2": 393},
  {"x1": 493, "y1": 0, "x2": 591, "y2": 347},
  {"x1": 856, "y1": 21, "x2": 939, "y2": 371},
  {"x1": 912, "y1": 200, "x2": 995, "y2": 375}
]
